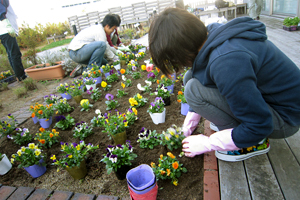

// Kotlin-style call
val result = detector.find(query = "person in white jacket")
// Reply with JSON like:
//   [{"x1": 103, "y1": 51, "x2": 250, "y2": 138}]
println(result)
[
  {"x1": 0, "y1": 0, "x2": 27, "y2": 81},
  {"x1": 68, "y1": 14, "x2": 121, "y2": 74}
]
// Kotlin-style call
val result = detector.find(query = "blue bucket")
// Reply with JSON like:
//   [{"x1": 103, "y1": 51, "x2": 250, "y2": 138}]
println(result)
[{"x1": 126, "y1": 164, "x2": 156, "y2": 195}]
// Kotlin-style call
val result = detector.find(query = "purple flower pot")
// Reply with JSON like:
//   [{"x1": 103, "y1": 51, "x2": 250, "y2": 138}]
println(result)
[
  {"x1": 166, "y1": 84, "x2": 174, "y2": 94},
  {"x1": 32, "y1": 116, "x2": 39, "y2": 124},
  {"x1": 93, "y1": 76, "x2": 102, "y2": 85},
  {"x1": 60, "y1": 93, "x2": 72, "y2": 100},
  {"x1": 126, "y1": 164, "x2": 156, "y2": 195},
  {"x1": 100, "y1": 68, "x2": 104, "y2": 73},
  {"x1": 23, "y1": 159, "x2": 46, "y2": 178},
  {"x1": 181, "y1": 103, "x2": 189, "y2": 116},
  {"x1": 39, "y1": 117, "x2": 52, "y2": 129},
  {"x1": 105, "y1": 72, "x2": 110, "y2": 78}
]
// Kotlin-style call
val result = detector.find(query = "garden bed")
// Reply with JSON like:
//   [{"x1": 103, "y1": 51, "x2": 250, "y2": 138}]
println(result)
[{"x1": 0, "y1": 51, "x2": 204, "y2": 199}]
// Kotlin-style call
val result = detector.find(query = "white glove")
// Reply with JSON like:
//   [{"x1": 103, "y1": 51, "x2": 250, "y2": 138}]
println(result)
[
  {"x1": 3, "y1": 19, "x2": 15, "y2": 35},
  {"x1": 116, "y1": 50, "x2": 124, "y2": 55}
]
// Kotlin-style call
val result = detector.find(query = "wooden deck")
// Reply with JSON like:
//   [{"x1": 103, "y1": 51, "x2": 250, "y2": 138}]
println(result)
[{"x1": 218, "y1": 15, "x2": 300, "y2": 200}]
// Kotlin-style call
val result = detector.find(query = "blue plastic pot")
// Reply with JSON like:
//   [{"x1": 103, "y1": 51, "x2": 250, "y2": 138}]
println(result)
[
  {"x1": 126, "y1": 164, "x2": 156, "y2": 195},
  {"x1": 23, "y1": 159, "x2": 46, "y2": 178},
  {"x1": 181, "y1": 103, "x2": 189, "y2": 116},
  {"x1": 60, "y1": 93, "x2": 72, "y2": 100}
]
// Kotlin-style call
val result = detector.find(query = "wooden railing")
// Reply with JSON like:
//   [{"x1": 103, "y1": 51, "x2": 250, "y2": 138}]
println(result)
[{"x1": 68, "y1": 0, "x2": 176, "y2": 33}]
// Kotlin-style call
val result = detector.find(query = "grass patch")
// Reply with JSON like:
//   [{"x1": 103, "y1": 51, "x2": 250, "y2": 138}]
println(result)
[
  {"x1": 13, "y1": 86, "x2": 27, "y2": 98},
  {"x1": 0, "y1": 82, "x2": 9, "y2": 91},
  {"x1": 23, "y1": 78, "x2": 38, "y2": 91},
  {"x1": 39, "y1": 39, "x2": 72, "y2": 52}
]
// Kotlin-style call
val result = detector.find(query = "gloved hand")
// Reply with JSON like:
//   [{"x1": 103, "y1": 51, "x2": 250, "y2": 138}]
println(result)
[
  {"x1": 3, "y1": 19, "x2": 15, "y2": 35},
  {"x1": 118, "y1": 46, "x2": 130, "y2": 52},
  {"x1": 146, "y1": 64, "x2": 154, "y2": 72},
  {"x1": 182, "y1": 111, "x2": 201, "y2": 137},
  {"x1": 116, "y1": 50, "x2": 124, "y2": 55},
  {"x1": 182, "y1": 128, "x2": 240, "y2": 157}
]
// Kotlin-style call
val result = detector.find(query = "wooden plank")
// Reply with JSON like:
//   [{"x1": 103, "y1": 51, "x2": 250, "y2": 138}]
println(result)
[
  {"x1": 244, "y1": 154, "x2": 284, "y2": 200},
  {"x1": 285, "y1": 129, "x2": 300, "y2": 164},
  {"x1": 268, "y1": 138, "x2": 300, "y2": 200},
  {"x1": 218, "y1": 160, "x2": 251, "y2": 200}
]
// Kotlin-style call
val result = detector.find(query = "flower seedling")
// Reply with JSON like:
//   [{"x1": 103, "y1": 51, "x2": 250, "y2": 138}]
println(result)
[
  {"x1": 147, "y1": 97, "x2": 165, "y2": 114},
  {"x1": 73, "y1": 121, "x2": 94, "y2": 140},
  {"x1": 87, "y1": 87, "x2": 102, "y2": 101},
  {"x1": 80, "y1": 99, "x2": 93, "y2": 111},
  {"x1": 151, "y1": 152, "x2": 187, "y2": 186},
  {"x1": 105, "y1": 94, "x2": 120, "y2": 110},
  {"x1": 101, "y1": 81, "x2": 111, "y2": 91},
  {"x1": 35, "y1": 128, "x2": 60, "y2": 148},
  {"x1": 54, "y1": 114, "x2": 75, "y2": 130},
  {"x1": 7, "y1": 128, "x2": 32, "y2": 145},
  {"x1": 44, "y1": 94, "x2": 59, "y2": 104},
  {"x1": 160, "y1": 124, "x2": 185, "y2": 151},
  {"x1": 137, "y1": 127, "x2": 160, "y2": 149},
  {"x1": 129, "y1": 93, "x2": 148, "y2": 108},
  {"x1": 53, "y1": 98, "x2": 73, "y2": 114}
]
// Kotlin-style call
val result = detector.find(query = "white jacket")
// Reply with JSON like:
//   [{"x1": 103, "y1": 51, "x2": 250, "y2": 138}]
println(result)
[
  {"x1": 68, "y1": 24, "x2": 117, "y2": 61},
  {"x1": 0, "y1": 5, "x2": 19, "y2": 36}
]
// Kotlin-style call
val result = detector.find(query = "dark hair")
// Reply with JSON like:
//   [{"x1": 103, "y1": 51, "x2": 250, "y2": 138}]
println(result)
[
  {"x1": 112, "y1": 14, "x2": 121, "y2": 26},
  {"x1": 101, "y1": 14, "x2": 120, "y2": 28},
  {"x1": 149, "y1": 8, "x2": 207, "y2": 75}
]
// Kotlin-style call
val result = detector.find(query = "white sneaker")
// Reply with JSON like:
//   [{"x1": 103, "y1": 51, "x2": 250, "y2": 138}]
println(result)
[
  {"x1": 215, "y1": 138, "x2": 270, "y2": 162},
  {"x1": 210, "y1": 122, "x2": 219, "y2": 132}
]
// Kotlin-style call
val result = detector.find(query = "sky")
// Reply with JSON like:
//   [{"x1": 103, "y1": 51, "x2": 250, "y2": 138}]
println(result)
[{"x1": 9, "y1": 0, "x2": 196, "y2": 28}]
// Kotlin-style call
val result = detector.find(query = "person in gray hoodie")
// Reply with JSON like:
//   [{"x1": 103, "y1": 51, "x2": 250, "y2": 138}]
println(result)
[{"x1": 148, "y1": 8, "x2": 300, "y2": 162}]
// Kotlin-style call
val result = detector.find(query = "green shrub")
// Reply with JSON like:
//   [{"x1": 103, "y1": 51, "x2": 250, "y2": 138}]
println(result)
[
  {"x1": 22, "y1": 78, "x2": 38, "y2": 91},
  {"x1": 13, "y1": 86, "x2": 27, "y2": 98},
  {"x1": 0, "y1": 55, "x2": 12, "y2": 72}
]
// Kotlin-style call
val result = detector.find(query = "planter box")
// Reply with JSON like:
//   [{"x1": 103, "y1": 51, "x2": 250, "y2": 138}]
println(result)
[
  {"x1": 25, "y1": 62, "x2": 65, "y2": 81},
  {"x1": 0, "y1": 75, "x2": 16, "y2": 84},
  {"x1": 283, "y1": 25, "x2": 299, "y2": 31}
]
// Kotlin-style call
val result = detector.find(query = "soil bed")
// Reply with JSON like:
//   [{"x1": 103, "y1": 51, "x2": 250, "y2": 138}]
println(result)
[{"x1": 0, "y1": 51, "x2": 203, "y2": 199}]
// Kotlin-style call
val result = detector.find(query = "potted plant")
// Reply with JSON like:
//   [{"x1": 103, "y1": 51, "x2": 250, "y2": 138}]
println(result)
[
  {"x1": 283, "y1": 16, "x2": 299, "y2": 31},
  {"x1": 56, "y1": 83, "x2": 72, "y2": 100},
  {"x1": 53, "y1": 98, "x2": 74, "y2": 115},
  {"x1": 90, "y1": 64, "x2": 102, "y2": 84},
  {"x1": 150, "y1": 152, "x2": 187, "y2": 186},
  {"x1": 69, "y1": 85, "x2": 83, "y2": 104},
  {"x1": 10, "y1": 143, "x2": 47, "y2": 178},
  {"x1": 29, "y1": 103, "x2": 41, "y2": 124},
  {"x1": 87, "y1": 87, "x2": 102, "y2": 102},
  {"x1": 157, "y1": 75, "x2": 175, "y2": 94},
  {"x1": 100, "y1": 140, "x2": 137, "y2": 180},
  {"x1": 113, "y1": 57, "x2": 121, "y2": 70},
  {"x1": 101, "y1": 64, "x2": 114, "y2": 78},
  {"x1": 44, "y1": 94, "x2": 59, "y2": 104},
  {"x1": 101, "y1": 110, "x2": 129, "y2": 144},
  {"x1": 0, "y1": 153, "x2": 12, "y2": 175},
  {"x1": 0, "y1": 70, "x2": 15, "y2": 84},
  {"x1": 0, "y1": 114, "x2": 18, "y2": 138},
  {"x1": 147, "y1": 97, "x2": 166, "y2": 125},
  {"x1": 151, "y1": 84, "x2": 171, "y2": 106},
  {"x1": 80, "y1": 99, "x2": 93, "y2": 111},
  {"x1": 51, "y1": 141, "x2": 99, "y2": 179},
  {"x1": 35, "y1": 104, "x2": 55, "y2": 128},
  {"x1": 84, "y1": 77, "x2": 97, "y2": 91},
  {"x1": 119, "y1": 53, "x2": 128, "y2": 67},
  {"x1": 177, "y1": 87, "x2": 189, "y2": 115}
]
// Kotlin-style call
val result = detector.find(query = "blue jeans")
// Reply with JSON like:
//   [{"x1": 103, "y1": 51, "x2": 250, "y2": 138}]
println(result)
[
  {"x1": 0, "y1": 33, "x2": 26, "y2": 80},
  {"x1": 69, "y1": 41, "x2": 107, "y2": 70},
  {"x1": 183, "y1": 69, "x2": 299, "y2": 139}
]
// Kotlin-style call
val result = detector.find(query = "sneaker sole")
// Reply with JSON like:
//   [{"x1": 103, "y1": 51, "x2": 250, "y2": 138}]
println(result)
[
  {"x1": 210, "y1": 122, "x2": 219, "y2": 132},
  {"x1": 215, "y1": 145, "x2": 270, "y2": 162}
]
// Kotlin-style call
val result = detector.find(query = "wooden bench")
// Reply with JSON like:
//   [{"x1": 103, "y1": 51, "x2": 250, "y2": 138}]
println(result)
[
  {"x1": 236, "y1": 3, "x2": 247, "y2": 14},
  {"x1": 46, "y1": 34, "x2": 66, "y2": 44}
]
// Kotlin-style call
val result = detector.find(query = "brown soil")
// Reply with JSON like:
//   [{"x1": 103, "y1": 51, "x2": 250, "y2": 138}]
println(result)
[{"x1": 0, "y1": 52, "x2": 204, "y2": 199}]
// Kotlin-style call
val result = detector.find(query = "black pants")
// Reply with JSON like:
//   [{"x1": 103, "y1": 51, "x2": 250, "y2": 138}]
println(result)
[{"x1": 0, "y1": 33, "x2": 26, "y2": 80}]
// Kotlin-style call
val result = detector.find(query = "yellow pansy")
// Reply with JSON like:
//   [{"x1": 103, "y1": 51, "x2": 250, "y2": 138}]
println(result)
[
  {"x1": 76, "y1": 145, "x2": 80, "y2": 150},
  {"x1": 17, "y1": 150, "x2": 22, "y2": 156},
  {"x1": 141, "y1": 65, "x2": 146, "y2": 70},
  {"x1": 137, "y1": 93, "x2": 142, "y2": 99},
  {"x1": 129, "y1": 98, "x2": 138, "y2": 106},
  {"x1": 80, "y1": 99, "x2": 89, "y2": 106},
  {"x1": 132, "y1": 108, "x2": 137, "y2": 115},
  {"x1": 50, "y1": 155, "x2": 56, "y2": 160},
  {"x1": 68, "y1": 155, "x2": 73, "y2": 158},
  {"x1": 121, "y1": 82, "x2": 125, "y2": 88},
  {"x1": 35, "y1": 149, "x2": 41, "y2": 156},
  {"x1": 101, "y1": 81, "x2": 107, "y2": 88},
  {"x1": 28, "y1": 143, "x2": 35, "y2": 149},
  {"x1": 21, "y1": 146, "x2": 26, "y2": 152},
  {"x1": 173, "y1": 180, "x2": 178, "y2": 186}
]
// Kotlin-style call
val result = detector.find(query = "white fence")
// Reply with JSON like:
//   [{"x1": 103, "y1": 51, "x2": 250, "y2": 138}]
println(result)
[{"x1": 68, "y1": 0, "x2": 176, "y2": 33}]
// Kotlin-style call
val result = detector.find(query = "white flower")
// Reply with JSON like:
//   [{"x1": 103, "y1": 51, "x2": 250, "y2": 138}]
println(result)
[
  {"x1": 145, "y1": 80, "x2": 152, "y2": 86},
  {"x1": 137, "y1": 83, "x2": 145, "y2": 91},
  {"x1": 154, "y1": 92, "x2": 158, "y2": 95},
  {"x1": 95, "y1": 109, "x2": 101, "y2": 115},
  {"x1": 122, "y1": 75, "x2": 127, "y2": 81}
]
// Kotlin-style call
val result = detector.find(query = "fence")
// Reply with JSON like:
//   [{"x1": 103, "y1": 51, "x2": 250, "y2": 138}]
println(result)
[{"x1": 68, "y1": 0, "x2": 176, "y2": 33}]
